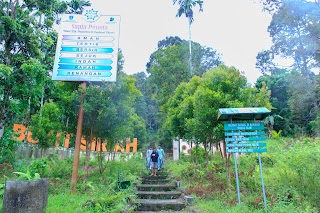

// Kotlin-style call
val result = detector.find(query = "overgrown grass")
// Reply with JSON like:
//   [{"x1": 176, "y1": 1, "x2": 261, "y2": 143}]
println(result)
[
  {"x1": 0, "y1": 152, "x2": 146, "y2": 213},
  {"x1": 167, "y1": 137, "x2": 320, "y2": 212}
]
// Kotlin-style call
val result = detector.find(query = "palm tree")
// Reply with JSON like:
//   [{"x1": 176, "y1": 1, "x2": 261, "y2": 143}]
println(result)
[
  {"x1": 67, "y1": 0, "x2": 91, "y2": 14},
  {"x1": 173, "y1": 0, "x2": 203, "y2": 76}
]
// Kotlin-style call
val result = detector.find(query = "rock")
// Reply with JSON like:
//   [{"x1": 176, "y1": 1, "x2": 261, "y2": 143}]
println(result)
[{"x1": 3, "y1": 178, "x2": 49, "y2": 213}]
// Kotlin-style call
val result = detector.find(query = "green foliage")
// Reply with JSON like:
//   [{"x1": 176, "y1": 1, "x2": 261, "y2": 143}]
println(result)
[
  {"x1": 173, "y1": 0, "x2": 203, "y2": 23},
  {"x1": 189, "y1": 146, "x2": 207, "y2": 164},
  {"x1": 271, "y1": 130, "x2": 282, "y2": 139},
  {"x1": 30, "y1": 101, "x2": 63, "y2": 148},
  {"x1": 168, "y1": 138, "x2": 320, "y2": 211},
  {"x1": 83, "y1": 191, "x2": 134, "y2": 213},
  {"x1": 265, "y1": 0, "x2": 320, "y2": 74},
  {"x1": 13, "y1": 170, "x2": 41, "y2": 181},
  {"x1": 27, "y1": 158, "x2": 49, "y2": 177},
  {"x1": 67, "y1": 0, "x2": 91, "y2": 14},
  {"x1": 78, "y1": 74, "x2": 144, "y2": 154},
  {"x1": 164, "y1": 65, "x2": 272, "y2": 145},
  {"x1": 0, "y1": 129, "x2": 19, "y2": 165},
  {"x1": 0, "y1": 182, "x2": 4, "y2": 198}
]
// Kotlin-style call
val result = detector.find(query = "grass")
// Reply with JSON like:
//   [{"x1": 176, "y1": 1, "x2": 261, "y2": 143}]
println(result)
[
  {"x1": 1, "y1": 138, "x2": 319, "y2": 212},
  {"x1": 0, "y1": 152, "x2": 146, "y2": 213},
  {"x1": 166, "y1": 137, "x2": 320, "y2": 213}
]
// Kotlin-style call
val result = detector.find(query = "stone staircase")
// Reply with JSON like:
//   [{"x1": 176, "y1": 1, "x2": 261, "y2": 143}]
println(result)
[{"x1": 134, "y1": 170, "x2": 185, "y2": 212}]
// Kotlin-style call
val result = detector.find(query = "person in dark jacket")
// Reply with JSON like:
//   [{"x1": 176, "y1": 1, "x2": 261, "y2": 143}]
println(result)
[{"x1": 150, "y1": 148, "x2": 159, "y2": 176}]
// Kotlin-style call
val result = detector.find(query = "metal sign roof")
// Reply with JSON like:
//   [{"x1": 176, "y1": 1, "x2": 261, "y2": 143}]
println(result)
[{"x1": 217, "y1": 107, "x2": 271, "y2": 121}]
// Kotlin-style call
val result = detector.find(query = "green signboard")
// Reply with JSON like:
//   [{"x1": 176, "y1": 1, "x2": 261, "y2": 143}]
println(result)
[
  {"x1": 224, "y1": 123, "x2": 264, "y2": 131},
  {"x1": 226, "y1": 142, "x2": 267, "y2": 147},
  {"x1": 226, "y1": 148, "x2": 267, "y2": 153},
  {"x1": 218, "y1": 108, "x2": 269, "y2": 207},
  {"x1": 225, "y1": 131, "x2": 265, "y2": 136},
  {"x1": 225, "y1": 137, "x2": 266, "y2": 142}
]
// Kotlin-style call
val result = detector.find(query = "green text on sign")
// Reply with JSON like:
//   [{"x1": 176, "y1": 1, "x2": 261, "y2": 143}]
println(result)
[
  {"x1": 224, "y1": 123, "x2": 264, "y2": 131},
  {"x1": 226, "y1": 142, "x2": 267, "y2": 147},
  {"x1": 227, "y1": 148, "x2": 267, "y2": 153}
]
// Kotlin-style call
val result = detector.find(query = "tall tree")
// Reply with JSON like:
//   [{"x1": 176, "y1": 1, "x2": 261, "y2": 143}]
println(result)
[
  {"x1": 256, "y1": 70, "x2": 290, "y2": 134},
  {"x1": 259, "y1": 0, "x2": 320, "y2": 75},
  {"x1": 67, "y1": 0, "x2": 91, "y2": 14},
  {"x1": 256, "y1": 50, "x2": 276, "y2": 75},
  {"x1": 172, "y1": 0, "x2": 204, "y2": 76},
  {"x1": 287, "y1": 71, "x2": 317, "y2": 136},
  {"x1": 163, "y1": 65, "x2": 272, "y2": 163},
  {"x1": 146, "y1": 37, "x2": 222, "y2": 134},
  {"x1": 0, "y1": 0, "x2": 67, "y2": 140}
]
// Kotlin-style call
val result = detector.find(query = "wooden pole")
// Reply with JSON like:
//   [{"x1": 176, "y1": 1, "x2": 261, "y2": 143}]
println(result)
[{"x1": 71, "y1": 82, "x2": 86, "y2": 194}]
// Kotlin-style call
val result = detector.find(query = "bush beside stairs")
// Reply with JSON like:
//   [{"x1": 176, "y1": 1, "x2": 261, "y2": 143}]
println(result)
[{"x1": 133, "y1": 169, "x2": 187, "y2": 212}]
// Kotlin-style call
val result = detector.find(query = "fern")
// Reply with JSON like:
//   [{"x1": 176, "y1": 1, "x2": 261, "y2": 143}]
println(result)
[
  {"x1": 271, "y1": 130, "x2": 282, "y2": 139},
  {"x1": 13, "y1": 170, "x2": 41, "y2": 181}
]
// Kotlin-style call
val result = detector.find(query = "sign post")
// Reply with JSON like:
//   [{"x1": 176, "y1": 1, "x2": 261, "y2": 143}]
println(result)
[
  {"x1": 52, "y1": 7, "x2": 121, "y2": 194},
  {"x1": 217, "y1": 108, "x2": 270, "y2": 208}
]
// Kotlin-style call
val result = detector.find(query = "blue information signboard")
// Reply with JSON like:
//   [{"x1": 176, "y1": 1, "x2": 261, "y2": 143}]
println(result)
[
  {"x1": 226, "y1": 148, "x2": 267, "y2": 153},
  {"x1": 52, "y1": 8, "x2": 120, "y2": 82},
  {"x1": 218, "y1": 108, "x2": 270, "y2": 208}
]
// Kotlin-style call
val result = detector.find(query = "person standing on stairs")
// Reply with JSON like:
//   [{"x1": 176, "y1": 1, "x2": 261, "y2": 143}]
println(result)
[
  {"x1": 157, "y1": 145, "x2": 165, "y2": 171},
  {"x1": 146, "y1": 147, "x2": 153, "y2": 170},
  {"x1": 150, "y1": 148, "x2": 159, "y2": 176}
]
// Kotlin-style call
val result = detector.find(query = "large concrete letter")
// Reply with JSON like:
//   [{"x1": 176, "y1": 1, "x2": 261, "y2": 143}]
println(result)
[{"x1": 125, "y1": 138, "x2": 137, "y2": 152}]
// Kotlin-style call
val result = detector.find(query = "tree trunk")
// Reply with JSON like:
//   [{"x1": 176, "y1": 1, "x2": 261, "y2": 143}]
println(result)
[
  {"x1": 85, "y1": 136, "x2": 92, "y2": 179},
  {"x1": 0, "y1": 90, "x2": 11, "y2": 139},
  {"x1": 195, "y1": 144, "x2": 198, "y2": 165},
  {"x1": 188, "y1": 18, "x2": 192, "y2": 76},
  {"x1": 204, "y1": 140, "x2": 209, "y2": 167}
]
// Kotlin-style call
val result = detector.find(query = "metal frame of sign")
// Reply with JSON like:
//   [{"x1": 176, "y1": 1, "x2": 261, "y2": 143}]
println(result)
[{"x1": 217, "y1": 107, "x2": 270, "y2": 209}]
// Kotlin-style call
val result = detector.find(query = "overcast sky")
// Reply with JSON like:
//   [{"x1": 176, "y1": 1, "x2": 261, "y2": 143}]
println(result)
[{"x1": 90, "y1": 0, "x2": 273, "y2": 84}]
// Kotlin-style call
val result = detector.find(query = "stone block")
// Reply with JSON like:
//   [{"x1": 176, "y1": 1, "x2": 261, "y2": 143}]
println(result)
[
  {"x1": 184, "y1": 195, "x2": 195, "y2": 205},
  {"x1": 3, "y1": 178, "x2": 49, "y2": 213}
]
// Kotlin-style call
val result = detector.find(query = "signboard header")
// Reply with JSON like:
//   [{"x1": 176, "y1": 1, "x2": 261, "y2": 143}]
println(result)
[{"x1": 217, "y1": 107, "x2": 271, "y2": 121}]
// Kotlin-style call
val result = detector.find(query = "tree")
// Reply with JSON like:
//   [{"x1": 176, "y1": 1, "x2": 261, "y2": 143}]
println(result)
[
  {"x1": 30, "y1": 101, "x2": 63, "y2": 152},
  {"x1": 147, "y1": 37, "x2": 222, "y2": 106},
  {"x1": 172, "y1": 0, "x2": 204, "y2": 76},
  {"x1": 256, "y1": 50, "x2": 276, "y2": 75},
  {"x1": 259, "y1": 0, "x2": 320, "y2": 75},
  {"x1": 67, "y1": 0, "x2": 91, "y2": 14},
  {"x1": 163, "y1": 65, "x2": 272, "y2": 164},
  {"x1": 0, "y1": 0, "x2": 67, "y2": 140},
  {"x1": 256, "y1": 71, "x2": 291, "y2": 135},
  {"x1": 287, "y1": 71, "x2": 317, "y2": 136},
  {"x1": 75, "y1": 72, "x2": 144, "y2": 174}
]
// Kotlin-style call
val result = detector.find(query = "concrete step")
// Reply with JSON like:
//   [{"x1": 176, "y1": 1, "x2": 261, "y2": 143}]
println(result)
[
  {"x1": 141, "y1": 175, "x2": 168, "y2": 180},
  {"x1": 134, "y1": 211, "x2": 182, "y2": 213},
  {"x1": 142, "y1": 178, "x2": 171, "y2": 184},
  {"x1": 137, "y1": 184, "x2": 177, "y2": 192},
  {"x1": 136, "y1": 191, "x2": 182, "y2": 199},
  {"x1": 134, "y1": 199, "x2": 185, "y2": 211},
  {"x1": 134, "y1": 211, "x2": 183, "y2": 213}
]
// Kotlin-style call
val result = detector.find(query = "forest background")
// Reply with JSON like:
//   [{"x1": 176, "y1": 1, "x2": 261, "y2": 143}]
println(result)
[{"x1": 0, "y1": 0, "x2": 319, "y2": 169}]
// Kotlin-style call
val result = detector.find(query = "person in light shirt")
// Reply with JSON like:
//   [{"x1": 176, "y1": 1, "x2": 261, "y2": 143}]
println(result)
[
  {"x1": 146, "y1": 147, "x2": 153, "y2": 170},
  {"x1": 156, "y1": 145, "x2": 165, "y2": 170}
]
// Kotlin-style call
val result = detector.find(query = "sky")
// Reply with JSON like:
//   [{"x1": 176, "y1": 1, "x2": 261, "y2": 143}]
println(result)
[{"x1": 90, "y1": 0, "x2": 273, "y2": 84}]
